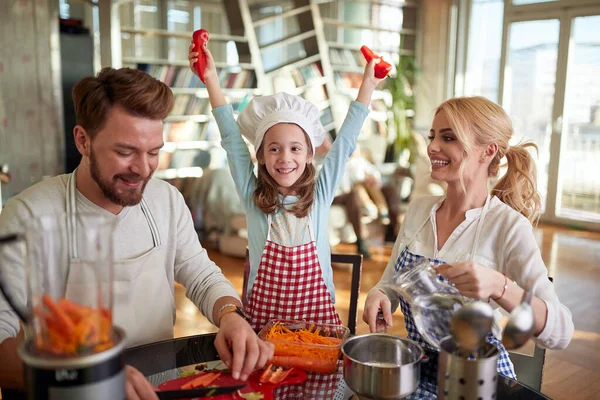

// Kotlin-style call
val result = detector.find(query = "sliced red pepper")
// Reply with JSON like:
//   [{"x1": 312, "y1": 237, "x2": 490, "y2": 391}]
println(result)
[
  {"x1": 360, "y1": 45, "x2": 377, "y2": 62},
  {"x1": 192, "y1": 29, "x2": 210, "y2": 84},
  {"x1": 259, "y1": 364, "x2": 294, "y2": 385},
  {"x1": 360, "y1": 45, "x2": 392, "y2": 79}
]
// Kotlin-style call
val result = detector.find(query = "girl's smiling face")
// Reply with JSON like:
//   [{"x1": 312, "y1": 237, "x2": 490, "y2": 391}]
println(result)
[{"x1": 259, "y1": 123, "x2": 313, "y2": 195}]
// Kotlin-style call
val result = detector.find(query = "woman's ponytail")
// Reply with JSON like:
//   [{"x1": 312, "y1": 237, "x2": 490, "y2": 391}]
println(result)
[{"x1": 491, "y1": 142, "x2": 542, "y2": 224}]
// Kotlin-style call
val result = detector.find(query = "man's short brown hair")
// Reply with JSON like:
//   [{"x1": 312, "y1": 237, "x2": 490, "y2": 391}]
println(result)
[{"x1": 72, "y1": 67, "x2": 174, "y2": 138}]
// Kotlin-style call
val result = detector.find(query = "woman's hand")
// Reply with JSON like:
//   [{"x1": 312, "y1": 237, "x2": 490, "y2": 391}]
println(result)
[
  {"x1": 188, "y1": 42, "x2": 218, "y2": 83},
  {"x1": 363, "y1": 289, "x2": 393, "y2": 333},
  {"x1": 356, "y1": 60, "x2": 383, "y2": 107},
  {"x1": 436, "y1": 262, "x2": 505, "y2": 300}
]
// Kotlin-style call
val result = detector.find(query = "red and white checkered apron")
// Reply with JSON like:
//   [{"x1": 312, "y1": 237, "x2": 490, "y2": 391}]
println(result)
[{"x1": 247, "y1": 215, "x2": 342, "y2": 399}]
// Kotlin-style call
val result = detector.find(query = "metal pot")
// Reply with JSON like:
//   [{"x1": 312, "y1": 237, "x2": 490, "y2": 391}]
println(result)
[{"x1": 342, "y1": 333, "x2": 423, "y2": 399}]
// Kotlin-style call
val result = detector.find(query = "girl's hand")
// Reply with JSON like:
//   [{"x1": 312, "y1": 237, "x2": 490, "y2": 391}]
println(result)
[
  {"x1": 362, "y1": 59, "x2": 383, "y2": 89},
  {"x1": 436, "y1": 262, "x2": 506, "y2": 300},
  {"x1": 356, "y1": 60, "x2": 383, "y2": 106},
  {"x1": 188, "y1": 42, "x2": 218, "y2": 83},
  {"x1": 363, "y1": 289, "x2": 393, "y2": 333}
]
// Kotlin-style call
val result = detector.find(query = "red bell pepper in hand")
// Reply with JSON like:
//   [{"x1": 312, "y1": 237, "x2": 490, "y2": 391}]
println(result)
[
  {"x1": 259, "y1": 364, "x2": 294, "y2": 385},
  {"x1": 360, "y1": 45, "x2": 392, "y2": 79},
  {"x1": 192, "y1": 29, "x2": 210, "y2": 83}
]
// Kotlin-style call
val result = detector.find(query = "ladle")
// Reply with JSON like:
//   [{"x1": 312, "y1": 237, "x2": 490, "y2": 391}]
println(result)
[
  {"x1": 502, "y1": 282, "x2": 536, "y2": 350},
  {"x1": 450, "y1": 301, "x2": 494, "y2": 358}
]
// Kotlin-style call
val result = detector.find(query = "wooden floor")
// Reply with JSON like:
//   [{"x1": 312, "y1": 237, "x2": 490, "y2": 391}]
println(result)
[{"x1": 173, "y1": 223, "x2": 600, "y2": 400}]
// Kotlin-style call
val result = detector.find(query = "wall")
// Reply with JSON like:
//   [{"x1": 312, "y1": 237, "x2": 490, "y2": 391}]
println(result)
[
  {"x1": 414, "y1": 0, "x2": 455, "y2": 132},
  {"x1": 0, "y1": 0, "x2": 64, "y2": 203}
]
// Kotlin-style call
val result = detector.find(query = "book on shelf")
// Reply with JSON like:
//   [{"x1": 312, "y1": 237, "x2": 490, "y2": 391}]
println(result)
[
  {"x1": 137, "y1": 64, "x2": 203, "y2": 89},
  {"x1": 271, "y1": 63, "x2": 324, "y2": 92},
  {"x1": 329, "y1": 48, "x2": 365, "y2": 68},
  {"x1": 334, "y1": 71, "x2": 363, "y2": 89},
  {"x1": 319, "y1": 108, "x2": 334, "y2": 128},
  {"x1": 136, "y1": 63, "x2": 257, "y2": 90},
  {"x1": 169, "y1": 95, "x2": 210, "y2": 116},
  {"x1": 164, "y1": 121, "x2": 203, "y2": 143},
  {"x1": 303, "y1": 84, "x2": 328, "y2": 105}
]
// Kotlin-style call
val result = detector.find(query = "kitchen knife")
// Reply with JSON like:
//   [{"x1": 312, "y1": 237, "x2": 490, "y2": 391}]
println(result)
[{"x1": 155, "y1": 383, "x2": 246, "y2": 399}]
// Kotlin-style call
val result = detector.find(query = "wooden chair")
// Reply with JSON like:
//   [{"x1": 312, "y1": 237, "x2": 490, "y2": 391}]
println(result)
[
  {"x1": 509, "y1": 344, "x2": 547, "y2": 392},
  {"x1": 331, "y1": 253, "x2": 363, "y2": 334},
  {"x1": 242, "y1": 250, "x2": 363, "y2": 334}
]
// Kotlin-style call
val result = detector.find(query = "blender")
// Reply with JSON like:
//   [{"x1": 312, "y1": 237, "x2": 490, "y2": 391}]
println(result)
[{"x1": 0, "y1": 213, "x2": 126, "y2": 400}]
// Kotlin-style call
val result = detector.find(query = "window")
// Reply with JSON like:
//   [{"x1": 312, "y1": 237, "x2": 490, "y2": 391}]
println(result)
[{"x1": 463, "y1": 0, "x2": 504, "y2": 102}]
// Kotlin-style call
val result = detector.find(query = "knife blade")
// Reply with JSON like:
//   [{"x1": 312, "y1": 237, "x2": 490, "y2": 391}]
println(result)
[{"x1": 155, "y1": 383, "x2": 246, "y2": 399}]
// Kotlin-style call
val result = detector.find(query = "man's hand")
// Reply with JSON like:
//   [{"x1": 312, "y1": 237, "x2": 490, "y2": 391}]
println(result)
[
  {"x1": 214, "y1": 313, "x2": 274, "y2": 381},
  {"x1": 125, "y1": 365, "x2": 158, "y2": 400}
]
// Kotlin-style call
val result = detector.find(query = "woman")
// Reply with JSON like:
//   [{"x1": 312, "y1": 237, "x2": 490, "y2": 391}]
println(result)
[{"x1": 363, "y1": 96, "x2": 574, "y2": 397}]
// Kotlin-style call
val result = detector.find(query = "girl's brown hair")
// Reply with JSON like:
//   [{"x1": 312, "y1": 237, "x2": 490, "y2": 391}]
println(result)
[
  {"x1": 254, "y1": 131, "x2": 316, "y2": 218},
  {"x1": 72, "y1": 67, "x2": 174, "y2": 138},
  {"x1": 435, "y1": 96, "x2": 542, "y2": 223}
]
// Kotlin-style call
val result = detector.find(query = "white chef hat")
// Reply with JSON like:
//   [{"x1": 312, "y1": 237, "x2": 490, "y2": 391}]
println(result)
[{"x1": 237, "y1": 92, "x2": 327, "y2": 153}]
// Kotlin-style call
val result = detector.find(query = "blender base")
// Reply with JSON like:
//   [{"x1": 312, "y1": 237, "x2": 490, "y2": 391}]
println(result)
[{"x1": 18, "y1": 327, "x2": 127, "y2": 400}]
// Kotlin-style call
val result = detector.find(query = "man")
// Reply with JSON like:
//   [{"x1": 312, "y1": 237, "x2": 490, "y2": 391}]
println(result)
[{"x1": 0, "y1": 67, "x2": 273, "y2": 399}]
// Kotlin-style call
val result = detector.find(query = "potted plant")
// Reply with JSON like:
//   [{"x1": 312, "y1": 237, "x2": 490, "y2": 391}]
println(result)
[{"x1": 385, "y1": 49, "x2": 420, "y2": 168}]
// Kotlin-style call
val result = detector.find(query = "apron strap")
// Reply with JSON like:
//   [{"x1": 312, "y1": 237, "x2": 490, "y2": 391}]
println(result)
[
  {"x1": 266, "y1": 214, "x2": 273, "y2": 241},
  {"x1": 140, "y1": 198, "x2": 161, "y2": 247},
  {"x1": 406, "y1": 212, "x2": 432, "y2": 253},
  {"x1": 406, "y1": 194, "x2": 491, "y2": 262},
  {"x1": 469, "y1": 194, "x2": 491, "y2": 260},
  {"x1": 65, "y1": 170, "x2": 161, "y2": 257},
  {"x1": 66, "y1": 171, "x2": 79, "y2": 259}
]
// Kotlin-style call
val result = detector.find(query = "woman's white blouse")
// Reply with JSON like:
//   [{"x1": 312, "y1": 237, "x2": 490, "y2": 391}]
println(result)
[{"x1": 373, "y1": 195, "x2": 574, "y2": 350}]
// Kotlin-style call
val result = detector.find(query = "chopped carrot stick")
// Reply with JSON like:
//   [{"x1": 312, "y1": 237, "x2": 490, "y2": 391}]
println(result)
[
  {"x1": 36, "y1": 296, "x2": 114, "y2": 355},
  {"x1": 42, "y1": 294, "x2": 75, "y2": 337},
  {"x1": 271, "y1": 356, "x2": 337, "y2": 374},
  {"x1": 261, "y1": 321, "x2": 344, "y2": 372},
  {"x1": 180, "y1": 372, "x2": 221, "y2": 389}
]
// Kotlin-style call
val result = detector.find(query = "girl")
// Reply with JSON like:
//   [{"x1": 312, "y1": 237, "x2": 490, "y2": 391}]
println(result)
[
  {"x1": 189, "y1": 43, "x2": 381, "y2": 398},
  {"x1": 363, "y1": 97, "x2": 574, "y2": 398}
]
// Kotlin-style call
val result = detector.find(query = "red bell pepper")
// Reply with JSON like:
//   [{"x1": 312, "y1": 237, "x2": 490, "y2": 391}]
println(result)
[
  {"x1": 259, "y1": 364, "x2": 294, "y2": 385},
  {"x1": 360, "y1": 45, "x2": 392, "y2": 79},
  {"x1": 192, "y1": 29, "x2": 210, "y2": 84}
]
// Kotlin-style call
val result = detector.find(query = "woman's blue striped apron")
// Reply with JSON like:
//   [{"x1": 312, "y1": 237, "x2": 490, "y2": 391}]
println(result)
[{"x1": 394, "y1": 196, "x2": 516, "y2": 398}]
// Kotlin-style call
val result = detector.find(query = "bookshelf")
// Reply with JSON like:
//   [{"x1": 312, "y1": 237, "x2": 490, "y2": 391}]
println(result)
[
  {"x1": 243, "y1": 0, "x2": 340, "y2": 138},
  {"x1": 318, "y1": 0, "x2": 419, "y2": 153},
  {"x1": 117, "y1": 0, "x2": 264, "y2": 179},
  {"x1": 113, "y1": 0, "x2": 419, "y2": 177}
]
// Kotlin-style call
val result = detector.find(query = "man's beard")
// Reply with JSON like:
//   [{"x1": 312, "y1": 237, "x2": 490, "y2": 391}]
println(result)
[{"x1": 89, "y1": 149, "x2": 150, "y2": 207}]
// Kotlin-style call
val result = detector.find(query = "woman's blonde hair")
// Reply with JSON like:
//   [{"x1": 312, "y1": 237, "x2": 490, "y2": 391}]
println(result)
[
  {"x1": 254, "y1": 131, "x2": 316, "y2": 218},
  {"x1": 435, "y1": 96, "x2": 542, "y2": 223}
]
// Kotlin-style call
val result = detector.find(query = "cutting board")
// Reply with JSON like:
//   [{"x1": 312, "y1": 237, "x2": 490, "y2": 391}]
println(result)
[{"x1": 157, "y1": 367, "x2": 308, "y2": 400}]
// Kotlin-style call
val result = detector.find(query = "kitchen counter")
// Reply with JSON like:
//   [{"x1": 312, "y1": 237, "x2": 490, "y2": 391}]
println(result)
[{"x1": 124, "y1": 333, "x2": 550, "y2": 400}]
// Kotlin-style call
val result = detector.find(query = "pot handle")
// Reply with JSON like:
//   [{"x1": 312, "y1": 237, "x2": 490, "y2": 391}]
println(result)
[{"x1": 0, "y1": 234, "x2": 31, "y2": 324}]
